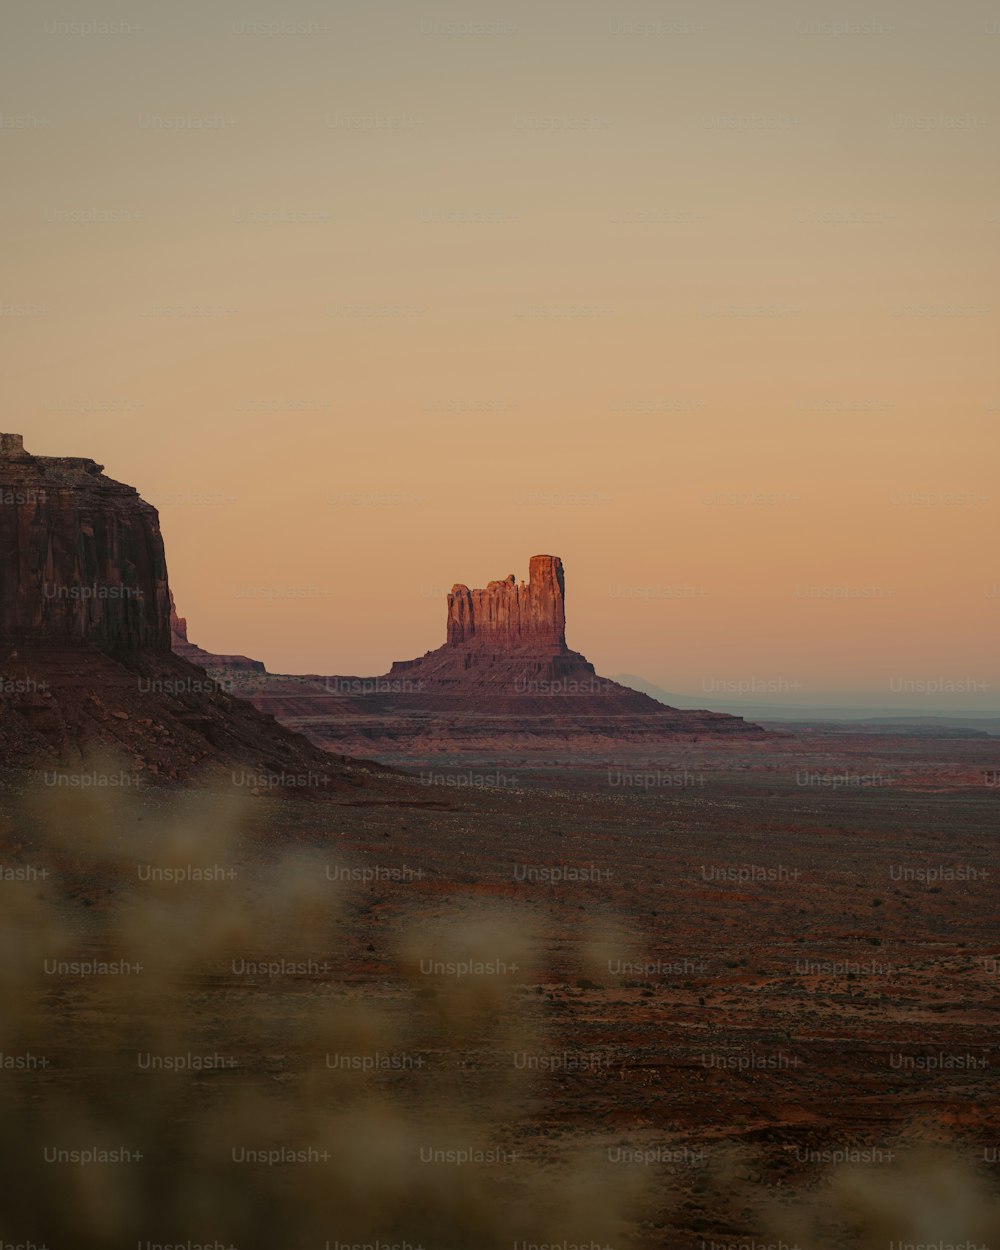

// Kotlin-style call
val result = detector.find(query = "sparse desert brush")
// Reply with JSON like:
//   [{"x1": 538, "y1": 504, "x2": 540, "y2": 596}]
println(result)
[
  {"x1": 2, "y1": 776, "x2": 996, "y2": 1248},
  {"x1": 576, "y1": 917, "x2": 646, "y2": 986},
  {"x1": 0, "y1": 883, "x2": 68, "y2": 1066},
  {"x1": 0, "y1": 779, "x2": 643, "y2": 1249},
  {"x1": 396, "y1": 901, "x2": 540, "y2": 1044},
  {"x1": 762, "y1": 1145, "x2": 1000, "y2": 1248},
  {"x1": 23, "y1": 749, "x2": 146, "y2": 847}
]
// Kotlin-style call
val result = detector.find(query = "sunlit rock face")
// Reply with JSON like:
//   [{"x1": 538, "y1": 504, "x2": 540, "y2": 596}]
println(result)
[{"x1": 446, "y1": 555, "x2": 567, "y2": 650}]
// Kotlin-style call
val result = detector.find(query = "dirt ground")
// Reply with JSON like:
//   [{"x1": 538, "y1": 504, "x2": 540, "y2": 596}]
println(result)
[{"x1": 1, "y1": 730, "x2": 998, "y2": 1248}]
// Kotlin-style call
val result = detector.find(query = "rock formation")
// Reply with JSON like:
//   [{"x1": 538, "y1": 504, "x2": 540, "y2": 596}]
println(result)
[
  {"x1": 174, "y1": 555, "x2": 764, "y2": 754},
  {"x1": 168, "y1": 590, "x2": 189, "y2": 650},
  {"x1": 0, "y1": 434, "x2": 385, "y2": 790},
  {"x1": 446, "y1": 554, "x2": 567, "y2": 649},
  {"x1": 0, "y1": 433, "x2": 170, "y2": 652},
  {"x1": 1, "y1": 430, "x2": 756, "y2": 773},
  {"x1": 385, "y1": 554, "x2": 606, "y2": 691}
]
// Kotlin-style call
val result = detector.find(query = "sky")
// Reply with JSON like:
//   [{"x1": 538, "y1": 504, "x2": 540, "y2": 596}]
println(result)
[{"x1": 3, "y1": 0, "x2": 998, "y2": 708}]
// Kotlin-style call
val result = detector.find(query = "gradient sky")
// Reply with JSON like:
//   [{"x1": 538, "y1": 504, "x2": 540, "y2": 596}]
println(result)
[{"x1": 3, "y1": 0, "x2": 998, "y2": 707}]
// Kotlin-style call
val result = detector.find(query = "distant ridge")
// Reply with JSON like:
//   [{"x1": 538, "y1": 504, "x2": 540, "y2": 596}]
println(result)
[{"x1": 614, "y1": 674, "x2": 998, "y2": 736}]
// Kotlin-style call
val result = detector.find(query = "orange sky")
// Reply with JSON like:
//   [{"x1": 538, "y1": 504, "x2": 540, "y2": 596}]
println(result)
[{"x1": 4, "y1": 0, "x2": 998, "y2": 706}]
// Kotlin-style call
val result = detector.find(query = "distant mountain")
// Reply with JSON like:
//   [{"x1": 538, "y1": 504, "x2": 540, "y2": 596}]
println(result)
[{"x1": 613, "y1": 674, "x2": 999, "y2": 736}]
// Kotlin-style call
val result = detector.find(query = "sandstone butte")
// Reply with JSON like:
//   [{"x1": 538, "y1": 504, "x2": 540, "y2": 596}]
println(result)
[
  {"x1": 0, "y1": 432, "x2": 170, "y2": 652},
  {"x1": 173, "y1": 553, "x2": 763, "y2": 753},
  {"x1": 0, "y1": 433, "x2": 383, "y2": 790}
]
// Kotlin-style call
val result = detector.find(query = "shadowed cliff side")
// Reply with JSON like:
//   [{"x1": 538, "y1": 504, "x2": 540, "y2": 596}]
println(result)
[
  {"x1": 0, "y1": 432, "x2": 170, "y2": 652},
  {"x1": 0, "y1": 435, "x2": 390, "y2": 792}
]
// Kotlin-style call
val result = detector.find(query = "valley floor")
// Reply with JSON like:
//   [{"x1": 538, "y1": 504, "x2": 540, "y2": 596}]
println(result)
[{"x1": 1, "y1": 731, "x2": 998, "y2": 1247}]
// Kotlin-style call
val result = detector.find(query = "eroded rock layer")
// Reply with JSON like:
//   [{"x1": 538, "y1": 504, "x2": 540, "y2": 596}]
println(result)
[
  {"x1": 447, "y1": 554, "x2": 567, "y2": 649},
  {"x1": 173, "y1": 555, "x2": 763, "y2": 755}
]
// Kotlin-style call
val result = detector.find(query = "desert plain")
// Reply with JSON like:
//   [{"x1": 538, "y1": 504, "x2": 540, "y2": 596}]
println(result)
[{"x1": 3, "y1": 727, "x2": 998, "y2": 1249}]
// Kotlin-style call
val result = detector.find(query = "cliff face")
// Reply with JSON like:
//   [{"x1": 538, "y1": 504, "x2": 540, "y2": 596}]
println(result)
[
  {"x1": 447, "y1": 555, "x2": 567, "y2": 650},
  {"x1": 0, "y1": 434, "x2": 170, "y2": 653},
  {"x1": 0, "y1": 434, "x2": 383, "y2": 787}
]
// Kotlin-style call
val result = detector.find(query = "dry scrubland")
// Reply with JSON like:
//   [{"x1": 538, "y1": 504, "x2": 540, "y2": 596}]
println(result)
[{"x1": 1, "y1": 737, "x2": 999, "y2": 1248}]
